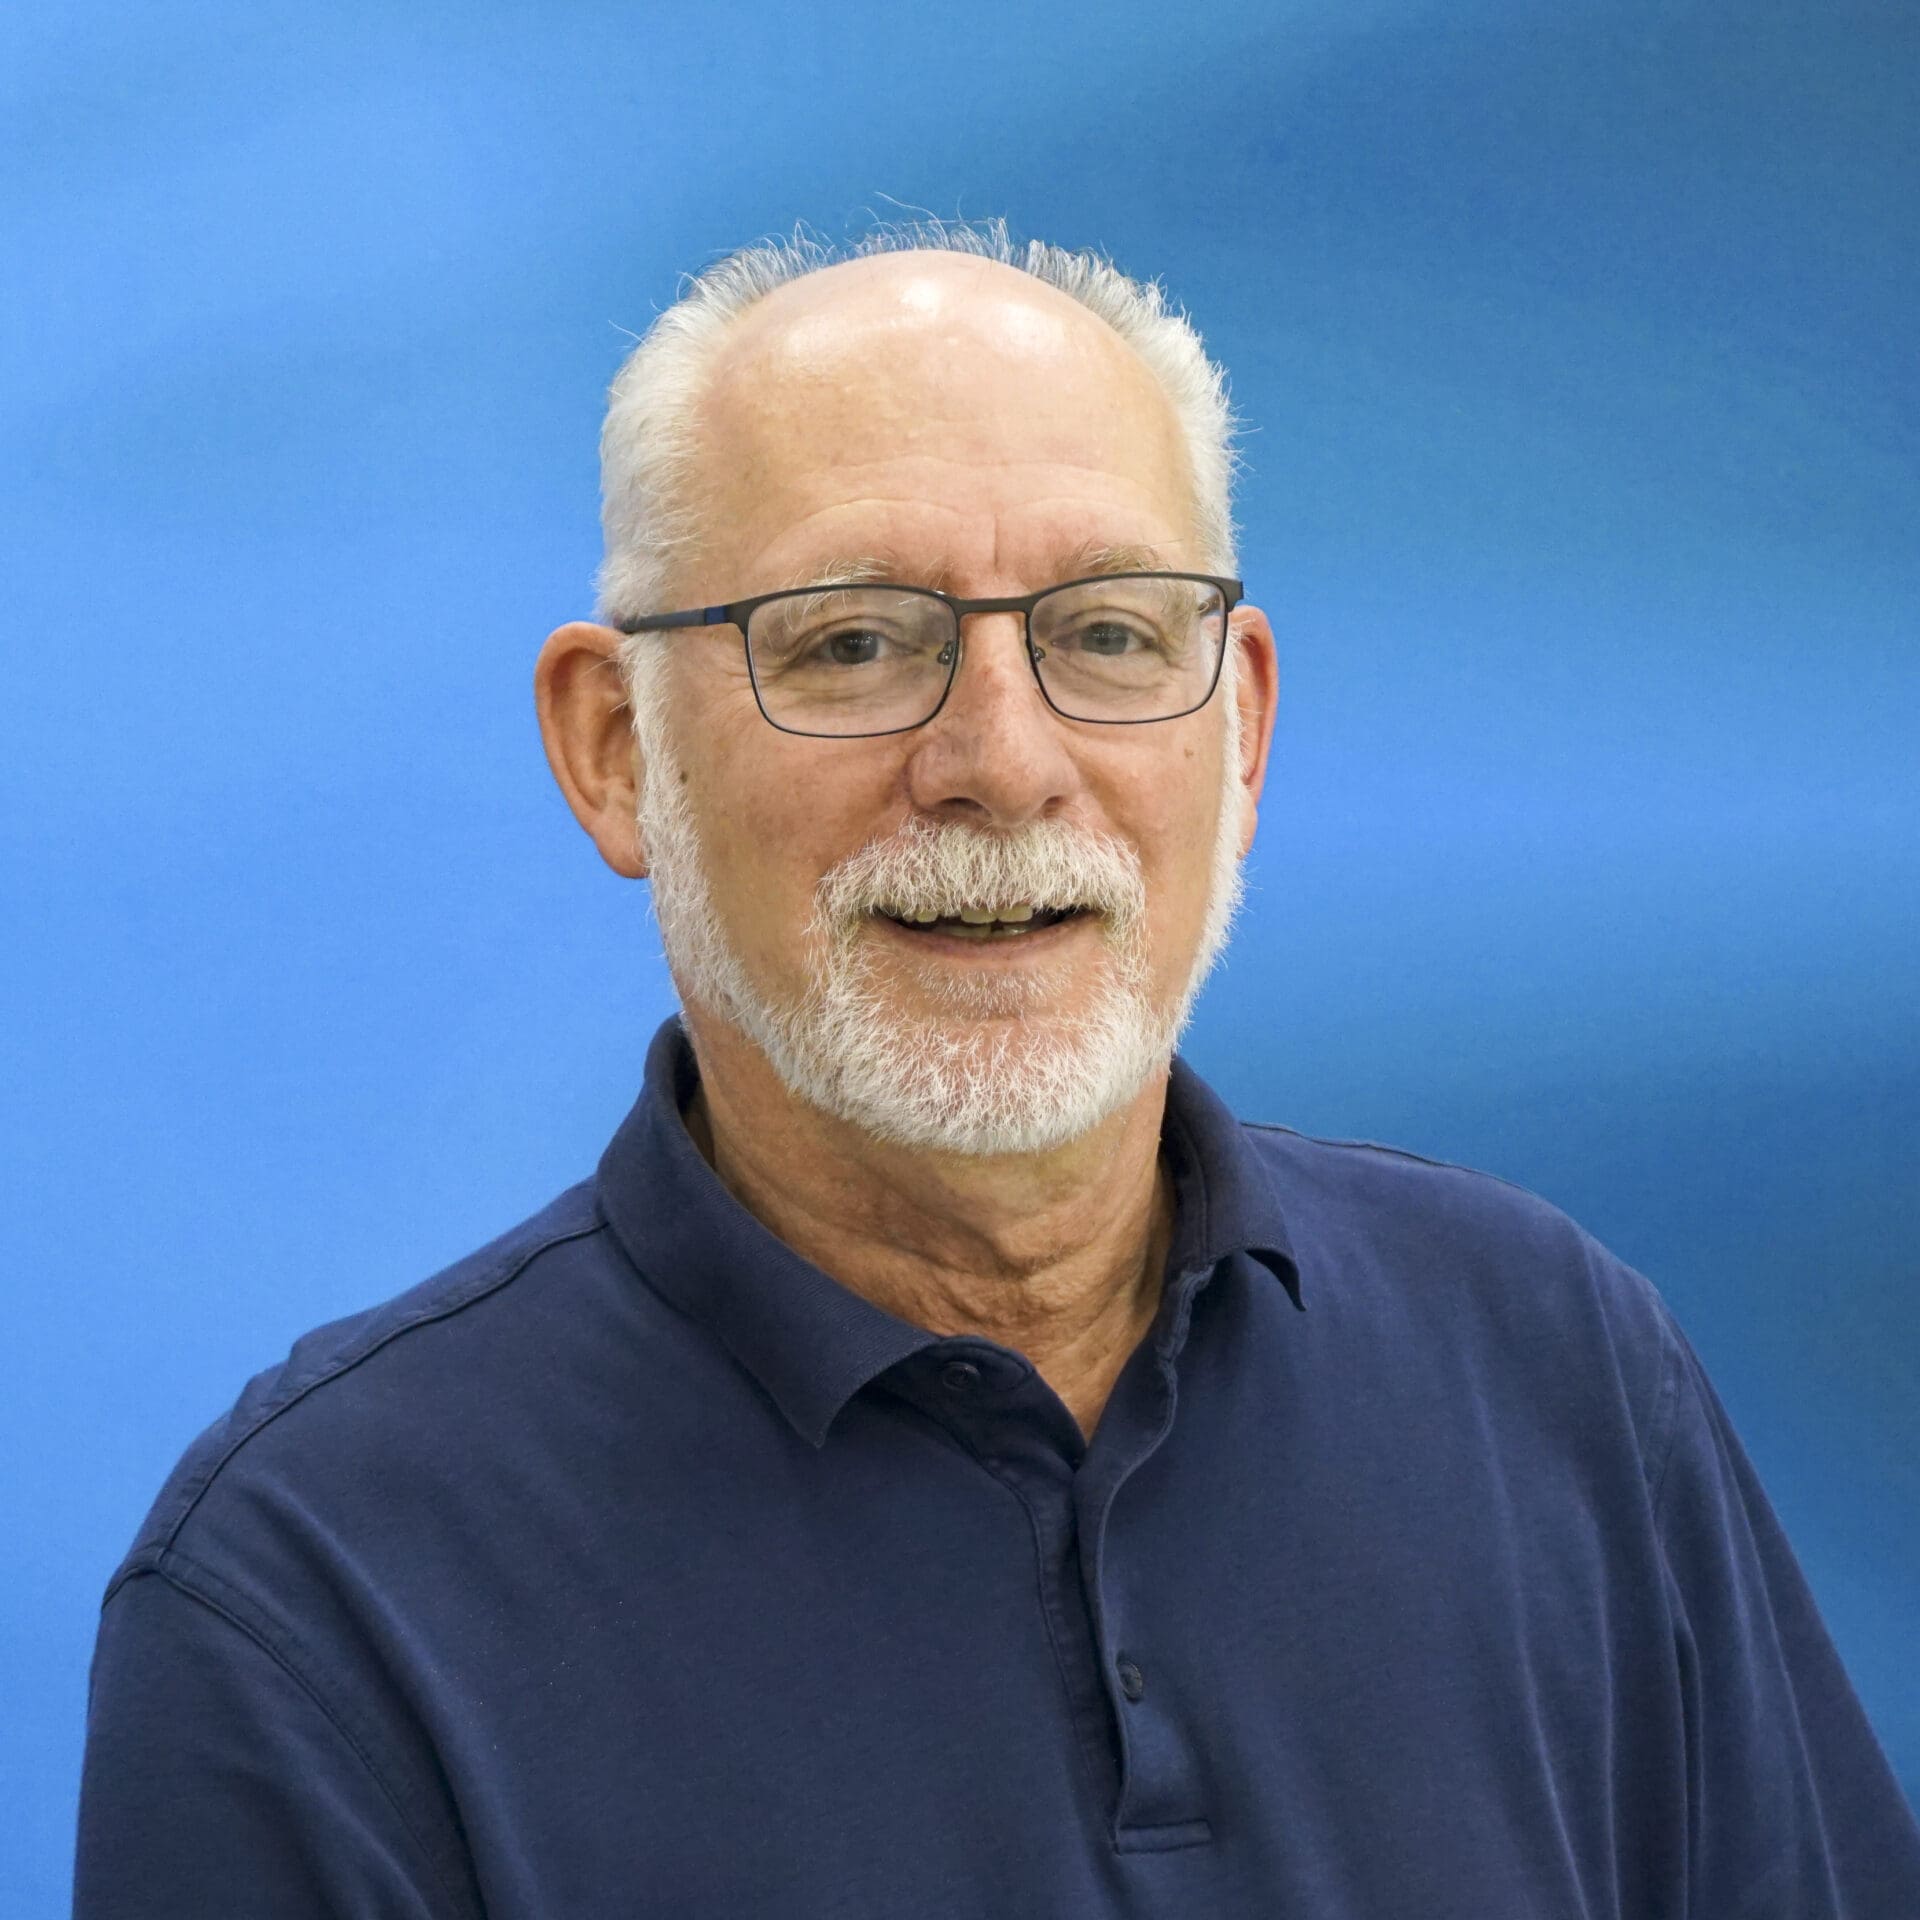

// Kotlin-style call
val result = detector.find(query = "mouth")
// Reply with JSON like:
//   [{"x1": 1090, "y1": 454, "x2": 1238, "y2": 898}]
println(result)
[{"x1": 871, "y1": 903, "x2": 1091, "y2": 943}]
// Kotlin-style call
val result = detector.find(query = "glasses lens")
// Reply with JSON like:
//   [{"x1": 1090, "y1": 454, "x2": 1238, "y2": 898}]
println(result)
[
  {"x1": 746, "y1": 588, "x2": 957, "y2": 735},
  {"x1": 1029, "y1": 575, "x2": 1227, "y2": 721}
]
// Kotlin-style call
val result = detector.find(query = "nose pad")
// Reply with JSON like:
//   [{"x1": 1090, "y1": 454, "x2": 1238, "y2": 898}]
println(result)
[{"x1": 929, "y1": 628, "x2": 1039, "y2": 683}]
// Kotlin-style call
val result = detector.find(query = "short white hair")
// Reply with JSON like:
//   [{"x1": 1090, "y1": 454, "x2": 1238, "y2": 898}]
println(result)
[{"x1": 595, "y1": 219, "x2": 1242, "y2": 650}]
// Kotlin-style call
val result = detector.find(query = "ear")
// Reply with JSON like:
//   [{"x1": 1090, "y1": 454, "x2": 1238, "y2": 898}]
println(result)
[
  {"x1": 1226, "y1": 604, "x2": 1280, "y2": 857},
  {"x1": 533, "y1": 622, "x2": 650, "y2": 879}
]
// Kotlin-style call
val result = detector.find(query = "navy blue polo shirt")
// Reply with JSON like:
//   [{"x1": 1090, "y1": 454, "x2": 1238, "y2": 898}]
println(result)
[{"x1": 77, "y1": 1018, "x2": 1920, "y2": 1917}]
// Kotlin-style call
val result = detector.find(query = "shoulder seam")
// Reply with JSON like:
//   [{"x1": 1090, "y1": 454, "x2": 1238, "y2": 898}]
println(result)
[
  {"x1": 158, "y1": 1212, "x2": 608, "y2": 1556},
  {"x1": 1644, "y1": 1314, "x2": 1694, "y2": 1523},
  {"x1": 1240, "y1": 1119, "x2": 1566, "y2": 1212},
  {"x1": 111, "y1": 1557, "x2": 474, "y2": 1920}
]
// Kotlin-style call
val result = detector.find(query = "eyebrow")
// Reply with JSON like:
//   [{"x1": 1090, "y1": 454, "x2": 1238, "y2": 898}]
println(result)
[{"x1": 781, "y1": 539, "x2": 1180, "y2": 595}]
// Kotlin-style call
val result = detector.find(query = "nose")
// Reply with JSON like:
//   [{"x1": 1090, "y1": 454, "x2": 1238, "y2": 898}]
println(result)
[{"x1": 902, "y1": 611, "x2": 1082, "y2": 828}]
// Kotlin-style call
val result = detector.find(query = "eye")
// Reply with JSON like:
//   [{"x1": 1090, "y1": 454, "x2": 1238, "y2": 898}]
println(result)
[
  {"x1": 749, "y1": 593, "x2": 948, "y2": 683},
  {"x1": 813, "y1": 625, "x2": 893, "y2": 667},
  {"x1": 1064, "y1": 617, "x2": 1157, "y2": 658}
]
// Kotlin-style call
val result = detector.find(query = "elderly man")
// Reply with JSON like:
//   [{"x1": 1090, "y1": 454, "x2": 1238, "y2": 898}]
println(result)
[{"x1": 77, "y1": 227, "x2": 1919, "y2": 1918}]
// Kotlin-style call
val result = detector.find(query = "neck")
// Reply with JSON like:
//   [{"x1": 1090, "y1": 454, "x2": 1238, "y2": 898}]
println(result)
[{"x1": 680, "y1": 1007, "x2": 1175, "y2": 1442}]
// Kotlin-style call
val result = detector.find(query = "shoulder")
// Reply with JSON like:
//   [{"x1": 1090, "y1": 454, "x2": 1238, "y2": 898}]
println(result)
[
  {"x1": 105, "y1": 1179, "x2": 613, "y2": 1603},
  {"x1": 1242, "y1": 1117, "x2": 1593, "y2": 1261},
  {"x1": 1238, "y1": 1118, "x2": 1689, "y2": 1478},
  {"x1": 1241, "y1": 1114, "x2": 1644, "y2": 1292}
]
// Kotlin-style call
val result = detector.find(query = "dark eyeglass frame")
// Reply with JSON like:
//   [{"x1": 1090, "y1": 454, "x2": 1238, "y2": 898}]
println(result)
[{"x1": 615, "y1": 570, "x2": 1246, "y2": 739}]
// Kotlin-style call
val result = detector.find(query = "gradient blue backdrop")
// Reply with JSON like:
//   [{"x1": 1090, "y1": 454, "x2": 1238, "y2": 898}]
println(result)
[{"x1": 5, "y1": 0, "x2": 1916, "y2": 1907}]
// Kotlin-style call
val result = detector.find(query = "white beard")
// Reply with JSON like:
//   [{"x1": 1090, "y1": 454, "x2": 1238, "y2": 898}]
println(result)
[{"x1": 630, "y1": 662, "x2": 1246, "y2": 1156}]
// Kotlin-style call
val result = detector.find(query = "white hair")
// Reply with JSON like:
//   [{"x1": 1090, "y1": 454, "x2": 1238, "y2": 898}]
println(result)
[
  {"x1": 595, "y1": 218, "x2": 1241, "y2": 647},
  {"x1": 631, "y1": 641, "x2": 1248, "y2": 1156}
]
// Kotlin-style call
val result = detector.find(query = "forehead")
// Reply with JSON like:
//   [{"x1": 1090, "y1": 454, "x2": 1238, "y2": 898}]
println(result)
[
  {"x1": 773, "y1": 538, "x2": 1182, "y2": 597},
  {"x1": 689, "y1": 253, "x2": 1200, "y2": 590}
]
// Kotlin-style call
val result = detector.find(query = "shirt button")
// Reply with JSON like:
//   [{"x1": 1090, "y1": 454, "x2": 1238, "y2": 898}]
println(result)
[
  {"x1": 941, "y1": 1359, "x2": 984, "y2": 1393},
  {"x1": 1117, "y1": 1657, "x2": 1146, "y2": 1702}
]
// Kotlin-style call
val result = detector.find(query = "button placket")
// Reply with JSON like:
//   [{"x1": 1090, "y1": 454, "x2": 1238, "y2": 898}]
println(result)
[
  {"x1": 1072, "y1": 1344, "x2": 1213, "y2": 1847},
  {"x1": 915, "y1": 1348, "x2": 1122, "y2": 1819}
]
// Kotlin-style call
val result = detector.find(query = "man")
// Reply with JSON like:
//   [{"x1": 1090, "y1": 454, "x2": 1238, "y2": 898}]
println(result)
[{"x1": 76, "y1": 225, "x2": 1920, "y2": 1917}]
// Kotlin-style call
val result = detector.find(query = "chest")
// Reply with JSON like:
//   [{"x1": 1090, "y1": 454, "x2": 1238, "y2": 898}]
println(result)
[{"x1": 379, "y1": 1353, "x2": 1684, "y2": 1919}]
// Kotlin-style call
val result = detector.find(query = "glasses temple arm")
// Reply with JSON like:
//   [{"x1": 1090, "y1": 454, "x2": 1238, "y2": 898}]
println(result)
[{"x1": 618, "y1": 606, "x2": 737, "y2": 634}]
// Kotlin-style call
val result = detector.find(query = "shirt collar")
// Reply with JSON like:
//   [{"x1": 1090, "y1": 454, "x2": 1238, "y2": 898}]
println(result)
[{"x1": 596, "y1": 1017, "x2": 1303, "y2": 1449}]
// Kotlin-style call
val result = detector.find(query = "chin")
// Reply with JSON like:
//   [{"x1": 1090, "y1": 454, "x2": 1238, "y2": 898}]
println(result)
[
  {"x1": 894, "y1": 968, "x2": 1076, "y2": 1023},
  {"x1": 754, "y1": 981, "x2": 1182, "y2": 1158}
]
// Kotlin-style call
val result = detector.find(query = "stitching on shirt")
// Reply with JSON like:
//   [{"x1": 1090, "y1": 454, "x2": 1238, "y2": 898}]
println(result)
[
  {"x1": 144, "y1": 1210, "x2": 608, "y2": 1567},
  {"x1": 1643, "y1": 1321, "x2": 1692, "y2": 1525},
  {"x1": 1003, "y1": 1464, "x2": 1119, "y2": 1826},
  {"x1": 127, "y1": 1557, "x2": 475, "y2": 1920},
  {"x1": 1241, "y1": 1118, "x2": 1571, "y2": 1213}
]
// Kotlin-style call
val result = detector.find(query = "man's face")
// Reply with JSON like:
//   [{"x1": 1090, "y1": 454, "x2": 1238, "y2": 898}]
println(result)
[{"x1": 635, "y1": 254, "x2": 1267, "y2": 1153}]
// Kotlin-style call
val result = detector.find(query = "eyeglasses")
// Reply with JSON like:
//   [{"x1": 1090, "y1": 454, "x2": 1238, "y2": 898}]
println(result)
[{"x1": 617, "y1": 571, "x2": 1243, "y2": 738}]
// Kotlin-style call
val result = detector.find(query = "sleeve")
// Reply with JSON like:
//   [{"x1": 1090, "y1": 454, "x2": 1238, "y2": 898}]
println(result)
[
  {"x1": 74, "y1": 1568, "x2": 466, "y2": 1920},
  {"x1": 1652, "y1": 1323, "x2": 1920, "y2": 1917}
]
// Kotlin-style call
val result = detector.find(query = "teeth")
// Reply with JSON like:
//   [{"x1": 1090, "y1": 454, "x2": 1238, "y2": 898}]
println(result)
[
  {"x1": 957, "y1": 902, "x2": 1040, "y2": 924},
  {"x1": 881, "y1": 901, "x2": 1055, "y2": 929}
]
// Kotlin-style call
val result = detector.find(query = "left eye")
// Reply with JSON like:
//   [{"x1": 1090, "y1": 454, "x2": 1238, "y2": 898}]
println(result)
[{"x1": 1067, "y1": 619, "x2": 1151, "y2": 657}]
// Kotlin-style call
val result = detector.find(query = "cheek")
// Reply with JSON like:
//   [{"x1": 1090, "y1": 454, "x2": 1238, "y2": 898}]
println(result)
[
  {"x1": 694, "y1": 739, "x2": 904, "y2": 933},
  {"x1": 1128, "y1": 749, "x2": 1229, "y2": 950}
]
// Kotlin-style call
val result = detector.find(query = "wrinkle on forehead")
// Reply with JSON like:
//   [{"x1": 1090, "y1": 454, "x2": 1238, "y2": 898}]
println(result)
[
  {"x1": 780, "y1": 539, "x2": 1181, "y2": 595},
  {"x1": 743, "y1": 491, "x2": 1192, "y2": 601}
]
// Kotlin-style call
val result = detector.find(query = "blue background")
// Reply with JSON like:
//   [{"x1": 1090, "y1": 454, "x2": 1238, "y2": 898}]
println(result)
[{"x1": 5, "y1": 0, "x2": 1916, "y2": 1905}]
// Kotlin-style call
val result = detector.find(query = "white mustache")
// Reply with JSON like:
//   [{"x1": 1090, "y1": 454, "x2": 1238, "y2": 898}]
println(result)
[{"x1": 811, "y1": 816, "x2": 1146, "y2": 938}]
